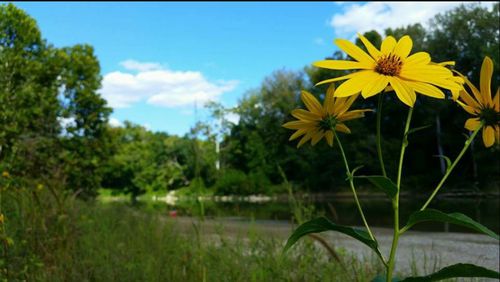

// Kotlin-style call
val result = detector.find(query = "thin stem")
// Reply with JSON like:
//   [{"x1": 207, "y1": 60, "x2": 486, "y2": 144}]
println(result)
[
  {"x1": 334, "y1": 134, "x2": 375, "y2": 241},
  {"x1": 377, "y1": 94, "x2": 387, "y2": 177},
  {"x1": 419, "y1": 124, "x2": 483, "y2": 211},
  {"x1": 387, "y1": 107, "x2": 413, "y2": 282}
]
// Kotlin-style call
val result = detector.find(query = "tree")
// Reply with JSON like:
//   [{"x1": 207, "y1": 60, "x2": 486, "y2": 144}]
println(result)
[{"x1": 0, "y1": 3, "x2": 111, "y2": 198}]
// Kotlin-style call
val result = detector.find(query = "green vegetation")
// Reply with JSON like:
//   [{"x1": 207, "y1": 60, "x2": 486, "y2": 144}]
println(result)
[{"x1": 0, "y1": 3, "x2": 499, "y2": 281}]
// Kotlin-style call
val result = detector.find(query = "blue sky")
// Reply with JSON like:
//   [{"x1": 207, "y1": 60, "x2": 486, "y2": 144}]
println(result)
[{"x1": 9, "y1": 2, "x2": 493, "y2": 136}]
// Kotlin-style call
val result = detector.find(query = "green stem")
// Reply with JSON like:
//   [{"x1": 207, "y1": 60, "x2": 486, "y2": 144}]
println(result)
[
  {"x1": 334, "y1": 134, "x2": 376, "y2": 242},
  {"x1": 419, "y1": 124, "x2": 483, "y2": 211},
  {"x1": 387, "y1": 107, "x2": 413, "y2": 282},
  {"x1": 377, "y1": 94, "x2": 387, "y2": 177}
]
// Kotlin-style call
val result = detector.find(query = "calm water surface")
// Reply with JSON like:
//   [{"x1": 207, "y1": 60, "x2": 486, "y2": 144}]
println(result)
[{"x1": 159, "y1": 195, "x2": 499, "y2": 233}]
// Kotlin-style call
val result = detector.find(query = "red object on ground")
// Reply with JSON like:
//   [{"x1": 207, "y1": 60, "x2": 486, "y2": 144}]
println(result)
[{"x1": 169, "y1": 210, "x2": 177, "y2": 218}]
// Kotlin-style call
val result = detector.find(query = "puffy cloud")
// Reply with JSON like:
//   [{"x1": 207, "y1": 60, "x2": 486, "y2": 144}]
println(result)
[
  {"x1": 101, "y1": 61, "x2": 238, "y2": 108},
  {"x1": 120, "y1": 59, "x2": 162, "y2": 72},
  {"x1": 108, "y1": 117, "x2": 123, "y2": 127},
  {"x1": 330, "y1": 2, "x2": 495, "y2": 37}
]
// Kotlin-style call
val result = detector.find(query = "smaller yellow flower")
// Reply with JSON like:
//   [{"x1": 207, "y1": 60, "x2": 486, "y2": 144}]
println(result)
[
  {"x1": 283, "y1": 84, "x2": 371, "y2": 148},
  {"x1": 456, "y1": 56, "x2": 499, "y2": 147},
  {"x1": 36, "y1": 184, "x2": 44, "y2": 191},
  {"x1": 0, "y1": 214, "x2": 4, "y2": 224},
  {"x1": 2, "y1": 171, "x2": 9, "y2": 178}
]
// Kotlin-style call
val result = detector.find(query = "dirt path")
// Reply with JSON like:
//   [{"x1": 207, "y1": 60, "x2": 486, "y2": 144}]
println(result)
[{"x1": 168, "y1": 216, "x2": 499, "y2": 277}]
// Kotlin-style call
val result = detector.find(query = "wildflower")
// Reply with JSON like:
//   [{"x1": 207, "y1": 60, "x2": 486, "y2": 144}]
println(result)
[
  {"x1": 1, "y1": 171, "x2": 9, "y2": 178},
  {"x1": 456, "y1": 56, "x2": 499, "y2": 147},
  {"x1": 283, "y1": 84, "x2": 370, "y2": 148},
  {"x1": 313, "y1": 34, "x2": 463, "y2": 107},
  {"x1": 0, "y1": 214, "x2": 3, "y2": 224},
  {"x1": 36, "y1": 184, "x2": 44, "y2": 191}
]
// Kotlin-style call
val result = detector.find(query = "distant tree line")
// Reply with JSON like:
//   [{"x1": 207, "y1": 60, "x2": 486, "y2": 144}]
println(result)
[{"x1": 1, "y1": 3, "x2": 498, "y2": 200}]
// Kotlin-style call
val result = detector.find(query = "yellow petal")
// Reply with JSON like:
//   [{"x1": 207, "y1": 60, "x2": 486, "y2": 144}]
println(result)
[
  {"x1": 482, "y1": 126, "x2": 495, "y2": 147},
  {"x1": 459, "y1": 88, "x2": 481, "y2": 109},
  {"x1": 381, "y1": 36, "x2": 397, "y2": 54},
  {"x1": 335, "y1": 71, "x2": 379, "y2": 97},
  {"x1": 335, "y1": 38, "x2": 375, "y2": 64},
  {"x1": 313, "y1": 60, "x2": 372, "y2": 70},
  {"x1": 301, "y1": 91, "x2": 323, "y2": 115},
  {"x1": 311, "y1": 130, "x2": 325, "y2": 146},
  {"x1": 289, "y1": 128, "x2": 308, "y2": 141},
  {"x1": 456, "y1": 100, "x2": 478, "y2": 115},
  {"x1": 338, "y1": 109, "x2": 371, "y2": 122},
  {"x1": 480, "y1": 56, "x2": 493, "y2": 107},
  {"x1": 464, "y1": 117, "x2": 481, "y2": 131},
  {"x1": 362, "y1": 74, "x2": 389, "y2": 98},
  {"x1": 400, "y1": 65, "x2": 453, "y2": 78},
  {"x1": 297, "y1": 131, "x2": 315, "y2": 148},
  {"x1": 404, "y1": 52, "x2": 431, "y2": 66},
  {"x1": 325, "y1": 130, "x2": 334, "y2": 146},
  {"x1": 335, "y1": 123, "x2": 351, "y2": 134},
  {"x1": 283, "y1": 120, "x2": 315, "y2": 130},
  {"x1": 455, "y1": 72, "x2": 483, "y2": 105},
  {"x1": 291, "y1": 109, "x2": 321, "y2": 121},
  {"x1": 389, "y1": 77, "x2": 416, "y2": 107},
  {"x1": 324, "y1": 84, "x2": 336, "y2": 114},
  {"x1": 334, "y1": 94, "x2": 360, "y2": 115},
  {"x1": 403, "y1": 80, "x2": 445, "y2": 99},
  {"x1": 315, "y1": 73, "x2": 356, "y2": 86},
  {"x1": 435, "y1": 61, "x2": 455, "y2": 66},
  {"x1": 393, "y1": 35, "x2": 413, "y2": 59},
  {"x1": 357, "y1": 33, "x2": 382, "y2": 59}
]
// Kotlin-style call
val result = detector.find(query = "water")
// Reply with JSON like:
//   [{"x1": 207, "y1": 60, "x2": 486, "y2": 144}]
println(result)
[{"x1": 157, "y1": 194, "x2": 500, "y2": 234}]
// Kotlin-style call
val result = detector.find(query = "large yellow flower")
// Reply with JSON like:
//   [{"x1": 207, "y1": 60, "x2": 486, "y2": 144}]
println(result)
[
  {"x1": 456, "y1": 56, "x2": 499, "y2": 148},
  {"x1": 313, "y1": 34, "x2": 463, "y2": 107},
  {"x1": 283, "y1": 84, "x2": 370, "y2": 148}
]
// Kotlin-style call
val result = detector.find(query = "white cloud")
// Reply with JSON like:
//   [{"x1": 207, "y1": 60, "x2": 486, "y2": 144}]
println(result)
[
  {"x1": 101, "y1": 61, "x2": 239, "y2": 109},
  {"x1": 330, "y1": 2, "x2": 495, "y2": 38},
  {"x1": 120, "y1": 59, "x2": 162, "y2": 72},
  {"x1": 109, "y1": 117, "x2": 123, "y2": 127}
]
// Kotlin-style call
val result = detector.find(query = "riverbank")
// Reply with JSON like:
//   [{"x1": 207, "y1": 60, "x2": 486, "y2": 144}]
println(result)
[{"x1": 168, "y1": 215, "x2": 500, "y2": 277}]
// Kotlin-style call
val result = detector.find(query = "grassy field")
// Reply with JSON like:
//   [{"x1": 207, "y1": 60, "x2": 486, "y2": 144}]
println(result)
[{"x1": 2, "y1": 187, "x2": 381, "y2": 281}]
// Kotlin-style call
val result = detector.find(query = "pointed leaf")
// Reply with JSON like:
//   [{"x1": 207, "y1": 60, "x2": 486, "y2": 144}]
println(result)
[
  {"x1": 403, "y1": 209, "x2": 499, "y2": 240},
  {"x1": 355, "y1": 175, "x2": 398, "y2": 198},
  {"x1": 400, "y1": 263, "x2": 500, "y2": 281},
  {"x1": 433, "y1": 155, "x2": 452, "y2": 171},
  {"x1": 283, "y1": 217, "x2": 383, "y2": 260},
  {"x1": 406, "y1": 124, "x2": 432, "y2": 136}
]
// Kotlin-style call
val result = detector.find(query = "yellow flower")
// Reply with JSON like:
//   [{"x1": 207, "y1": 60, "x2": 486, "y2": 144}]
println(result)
[
  {"x1": 1, "y1": 171, "x2": 9, "y2": 178},
  {"x1": 313, "y1": 34, "x2": 463, "y2": 107},
  {"x1": 283, "y1": 84, "x2": 370, "y2": 148},
  {"x1": 456, "y1": 56, "x2": 499, "y2": 148},
  {"x1": 0, "y1": 214, "x2": 3, "y2": 224}
]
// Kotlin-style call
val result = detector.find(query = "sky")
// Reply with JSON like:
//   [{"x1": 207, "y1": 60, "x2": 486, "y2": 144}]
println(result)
[{"x1": 8, "y1": 2, "x2": 496, "y2": 136}]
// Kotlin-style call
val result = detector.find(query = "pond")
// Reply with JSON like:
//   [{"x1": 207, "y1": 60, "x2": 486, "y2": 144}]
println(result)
[{"x1": 151, "y1": 194, "x2": 500, "y2": 234}]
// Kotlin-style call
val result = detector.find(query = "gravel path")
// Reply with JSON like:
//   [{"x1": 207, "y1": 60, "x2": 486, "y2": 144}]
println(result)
[{"x1": 170, "y1": 216, "x2": 499, "y2": 278}]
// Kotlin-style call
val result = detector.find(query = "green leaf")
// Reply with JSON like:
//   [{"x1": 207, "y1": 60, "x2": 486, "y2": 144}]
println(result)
[
  {"x1": 355, "y1": 175, "x2": 398, "y2": 198},
  {"x1": 283, "y1": 217, "x2": 383, "y2": 260},
  {"x1": 400, "y1": 263, "x2": 500, "y2": 281},
  {"x1": 433, "y1": 155, "x2": 452, "y2": 171},
  {"x1": 403, "y1": 209, "x2": 499, "y2": 240},
  {"x1": 406, "y1": 124, "x2": 432, "y2": 136}
]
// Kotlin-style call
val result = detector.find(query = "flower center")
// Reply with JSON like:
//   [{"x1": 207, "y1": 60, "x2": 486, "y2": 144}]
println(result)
[
  {"x1": 375, "y1": 54, "x2": 403, "y2": 76},
  {"x1": 479, "y1": 107, "x2": 500, "y2": 127},
  {"x1": 319, "y1": 115, "x2": 337, "y2": 131}
]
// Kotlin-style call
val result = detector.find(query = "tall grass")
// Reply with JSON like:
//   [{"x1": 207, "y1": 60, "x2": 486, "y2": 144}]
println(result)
[{"x1": 1, "y1": 183, "x2": 380, "y2": 281}]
